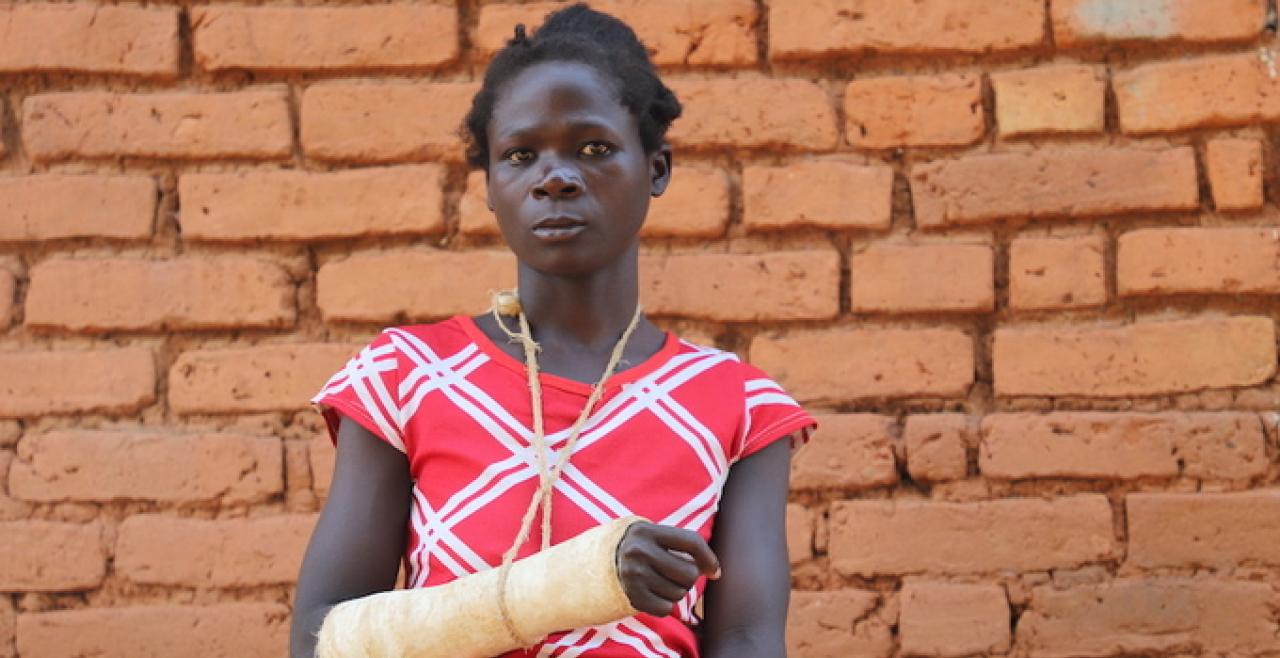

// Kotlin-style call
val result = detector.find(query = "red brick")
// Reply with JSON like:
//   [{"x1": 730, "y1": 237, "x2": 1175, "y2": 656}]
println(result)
[
  {"x1": 994, "y1": 317, "x2": 1276, "y2": 397},
  {"x1": 1018, "y1": 579, "x2": 1277, "y2": 658},
  {"x1": 0, "y1": 348, "x2": 154, "y2": 417},
  {"x1": 828, "y1": 496, "x2": 1115, "y2": 575},
  {"x1": 1119, "y1": 228, "x2": 1280, "y2": 295},
  {"x1": 283, "y1": 440, "x2": 311, "y2": 489},
  {"x1": 1127, "y1": 491, "x2": 1280, "y2": 569},
  {"x1": 284, "y1": 440, "x2": 315, "y2": 511},
  {"x1": 645, "y1": 167, "x2": 731, "y2": 238},
  {"x1": 169, "y1": 344, "x2": 357, "y2": 414},
  {"x1": 791, "y1": 414, "x2": 898, "y2": 490},
  {"x1": 850, "y1": 243, "x2": 993, "y2": 313},
  {"x1": 787, "y1": 590, "x2": 891, "y2": 658},
  {"x1": 0, "y1": 521, "x2": 104, "y2": 591},
  {"x1": 1052, "y1": 0, "x2": 1265, "y2": 47},
  {"x1": 0, "y1": 468, "x2": 31, "y2": 521},
  {"x1": 465, "y1": 167, "x2": 732, "y2": 238},
  {"x1": 317, "y1": 250, "x2": 514, "y2": 323},
  {"x1": 0, "y1": 271, "x2": 12, "y2": 330},
  {"x1": 904, "y1": 414, "x2": 968, "y2": 483},
  {"x1": 301, "y1": 81, "x2": 477, "y2": 163},
  {"x1": 752, "y1": 328, "x2": 974, "y2": 403},
  {"x1": 992, "y1": 65, "x2": 1106, "y2": 137},
  {"x1": 1205, "y1": 138, "x2": 1264, "y2": 211},
  {"x1": 899, "y1": 581, "x2": 1011, "y2": 657},
  {"x1": 743, "y1": 161, "x2": 893, "y2": 231},
  {"x1": 1010, "y1": 235, "x2": 1107, "y2": 310},
  {"x1": 980, "y1": 412, "x2": 1267, "y2": 480},
  {"x1": 641, "y1": 250, "x2": 840, "y2": 321},
  {"x1": 0, "y1": 3, "x2": 177, "y2": 77},
  {"x1": 180, "y1": 166, "x2": 444, "y2": 242},
  {"x1": 193, "y1": 5, "x2": 457, "y2": 72},
  {"x1": 786, "y1": 504, "x2": 813, "y2": 564},
  {"x1": 474, "y1": 1, "x2": 758, "y2": 67},
  {"x1": 844, "y1": 73, "x2": 985, "y2": 149},
  {"x1": 16, "y1": 603, "x2": 289, "y2": 658},
  {"x1": 0, "y1": 452, "x2": 26, "y2": 524},
  {"x1": 0, "y1": 175, "x2": 154, "y2": 242},
  {"x1": 1115, "y1": 52, "x2": 1280, "y2": 134},
  {"x1": 1, "y1": 595, "x2": 13, "y2": 658},
  {"x1": 116, "y1": 514, "x2": 317, "y2": 587},
  {"x1": 22, "y1": 89, "x2": 291, "y2": 162},
  {"x1": 9, "y1": 430, "x2": 281, "y2": 504},
  {"x1": 309, "y1": 433, "x2": 335, "y2": 499},
  {"x1": 666, "y1": 78, "x2": 838, "y2": 151},
  {"x1": 25, "y1": 257, "x2": 295, "y2": 333},
  {"x1": 910, "y1": 147, "x2": 1199, "y2": 228},
  {"x1": 769, "y1": 0, "x2": 1044, "y2": 59},
  {"x1": 458, "y1": 171, "x2": 497, "y2": 237}
]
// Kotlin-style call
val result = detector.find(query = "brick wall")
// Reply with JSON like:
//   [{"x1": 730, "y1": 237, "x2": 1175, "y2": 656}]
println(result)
[{"x1": 2, "y1": 1, "x2": 1280, "y2": 657}]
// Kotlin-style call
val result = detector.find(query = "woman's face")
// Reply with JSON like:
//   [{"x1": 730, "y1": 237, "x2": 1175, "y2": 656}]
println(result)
[{"x1": 485, "y1": 60, "x2": 670, "y2": 277}]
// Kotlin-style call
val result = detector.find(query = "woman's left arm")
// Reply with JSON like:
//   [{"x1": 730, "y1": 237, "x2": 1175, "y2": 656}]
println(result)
[{"x1": 700, "y1": 436, "x2": 794, "y2": 658}]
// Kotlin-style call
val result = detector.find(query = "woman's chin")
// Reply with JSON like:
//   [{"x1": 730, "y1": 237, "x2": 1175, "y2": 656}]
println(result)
[{"x1": 521, "y1": 249, "x2": 621, "y2": 279}]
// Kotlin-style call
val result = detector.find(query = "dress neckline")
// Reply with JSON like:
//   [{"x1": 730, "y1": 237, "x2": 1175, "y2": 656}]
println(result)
[{"x1": 453, "y1": 314, "x2": 681, "y2": 396}]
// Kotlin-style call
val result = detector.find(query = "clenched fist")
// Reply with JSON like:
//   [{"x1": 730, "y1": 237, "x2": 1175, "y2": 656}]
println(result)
[{"x1": 615, "y1": 521, "x2": 721, "y2": 617}]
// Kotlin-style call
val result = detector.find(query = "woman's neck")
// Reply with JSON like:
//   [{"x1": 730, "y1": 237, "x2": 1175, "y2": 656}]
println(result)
[{"x1": 514, "y1": 251, "x2": 641, "y2": 352}]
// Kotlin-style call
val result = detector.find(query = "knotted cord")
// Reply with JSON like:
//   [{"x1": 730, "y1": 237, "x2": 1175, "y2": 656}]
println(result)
[{"x1": 488, "y1": 289, "x2": 642, "y2": 647}]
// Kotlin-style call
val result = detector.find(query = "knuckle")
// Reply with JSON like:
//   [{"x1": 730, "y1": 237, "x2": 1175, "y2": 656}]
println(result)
[
  {"x1": 619, "y1": 561, "x2": 642, "y2": 581},
  {"x1": 622, "y1": 542, "x2": 647, "y2": 561}
]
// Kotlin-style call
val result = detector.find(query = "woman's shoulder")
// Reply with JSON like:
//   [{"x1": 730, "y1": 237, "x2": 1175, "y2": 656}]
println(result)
[{"x1": 664, "y1": 332, "x2": 815, "y2": 455}]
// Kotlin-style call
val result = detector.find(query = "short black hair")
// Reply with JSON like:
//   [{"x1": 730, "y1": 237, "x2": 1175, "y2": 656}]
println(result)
[{"x1": 462, "y1": 3, "x2": 682, "y2": 170}]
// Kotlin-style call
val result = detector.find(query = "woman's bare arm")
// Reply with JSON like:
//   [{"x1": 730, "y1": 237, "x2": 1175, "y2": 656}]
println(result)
[
  {"x1": 699, "y1": 437, "x2": 793, "y2": 658},
  {"x1": 290, "y1": 417, "x2": 413, "y2": 658}
]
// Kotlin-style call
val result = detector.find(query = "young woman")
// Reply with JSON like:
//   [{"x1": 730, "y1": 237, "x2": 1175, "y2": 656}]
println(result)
[{"x1": 290, "y1": 5, "x2": 815, "y2": 657}]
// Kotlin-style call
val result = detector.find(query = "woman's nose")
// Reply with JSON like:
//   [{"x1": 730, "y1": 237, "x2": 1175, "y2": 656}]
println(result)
[{"x1": 532, "y1": 165, "x2": 583, "y2": 200}]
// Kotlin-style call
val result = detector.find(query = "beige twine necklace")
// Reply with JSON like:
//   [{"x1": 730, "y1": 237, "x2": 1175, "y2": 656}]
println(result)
[{"x1": 489, "y1": 289, "x2": 643, "y2": 647}]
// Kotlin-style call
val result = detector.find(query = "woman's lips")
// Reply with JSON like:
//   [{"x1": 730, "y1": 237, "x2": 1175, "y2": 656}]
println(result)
[{"x1": 531, "y1": 216, "x2": 587, "y2": 242}]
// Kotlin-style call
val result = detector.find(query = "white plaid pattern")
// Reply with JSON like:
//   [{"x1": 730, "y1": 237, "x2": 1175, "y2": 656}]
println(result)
[
  {"x1": 313, "y1": 340, "x2": 405, "y2": 452},
  {"x1": 314, "y1": 328, "x2": 805, "y2": 657}
]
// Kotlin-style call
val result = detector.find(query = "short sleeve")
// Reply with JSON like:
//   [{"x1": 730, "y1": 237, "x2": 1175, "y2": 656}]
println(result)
[
  {"x1": 735, "y1": 363, "x2": 817, "y2": 461},
  {"x1": 310, "y1": 330, "x2": 407, "y2": 454}
]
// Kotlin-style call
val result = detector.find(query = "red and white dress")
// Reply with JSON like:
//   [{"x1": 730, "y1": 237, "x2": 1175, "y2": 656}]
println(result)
[{"x1": 311, "y1": 315, "x2": 815, "y2": 658}]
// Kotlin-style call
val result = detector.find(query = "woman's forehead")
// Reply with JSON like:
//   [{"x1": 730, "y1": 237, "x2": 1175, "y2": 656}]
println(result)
[{"x1": 489, "y1": 60, "x2": 632, "y2": 138}]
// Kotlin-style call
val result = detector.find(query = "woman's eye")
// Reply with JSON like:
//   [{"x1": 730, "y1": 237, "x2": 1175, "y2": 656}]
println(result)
[
  {"x1": 579, "y1": 142, "x2": 612, "y2": 157},
  {"x1": 504, "y1": 149, "x2": 534, "y2": 164}
]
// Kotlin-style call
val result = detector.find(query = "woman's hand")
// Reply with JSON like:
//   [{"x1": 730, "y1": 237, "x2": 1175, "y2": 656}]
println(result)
[{"x1": 616, "y1": 521, "x2": 721, "y2": 617}]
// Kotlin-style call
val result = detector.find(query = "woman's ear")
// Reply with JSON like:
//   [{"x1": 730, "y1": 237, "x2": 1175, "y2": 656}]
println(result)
[{"x1": 650, "y1": 146, "x2": 673, "y2": 197}]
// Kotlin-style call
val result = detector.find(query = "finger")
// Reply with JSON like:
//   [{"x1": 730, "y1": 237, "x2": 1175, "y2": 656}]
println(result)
[
  {"x1": 649, "y1": 549, "x2": 701, "y2": 589},
  {"x1": 648, "y1": 526, "x2": 720, "y2": 579},
  {"x1": 624, "y1": 533, "x2": 701, "y2": 587},
  {"x1": 617, "y1": 528, "x2": 701, "y2": 616},
  {"x1": 618, "y1": 545, "x2": 683, "y2": 616},
  {"x1": 642, "y1": 567, "x2": 690, "y2": 604},
  {"x1": 626, "y1": 584, "x2": 677, "y2": 618},
  {"x1": 619, "y1": 558, "x2": 663, "y2": 616}
]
